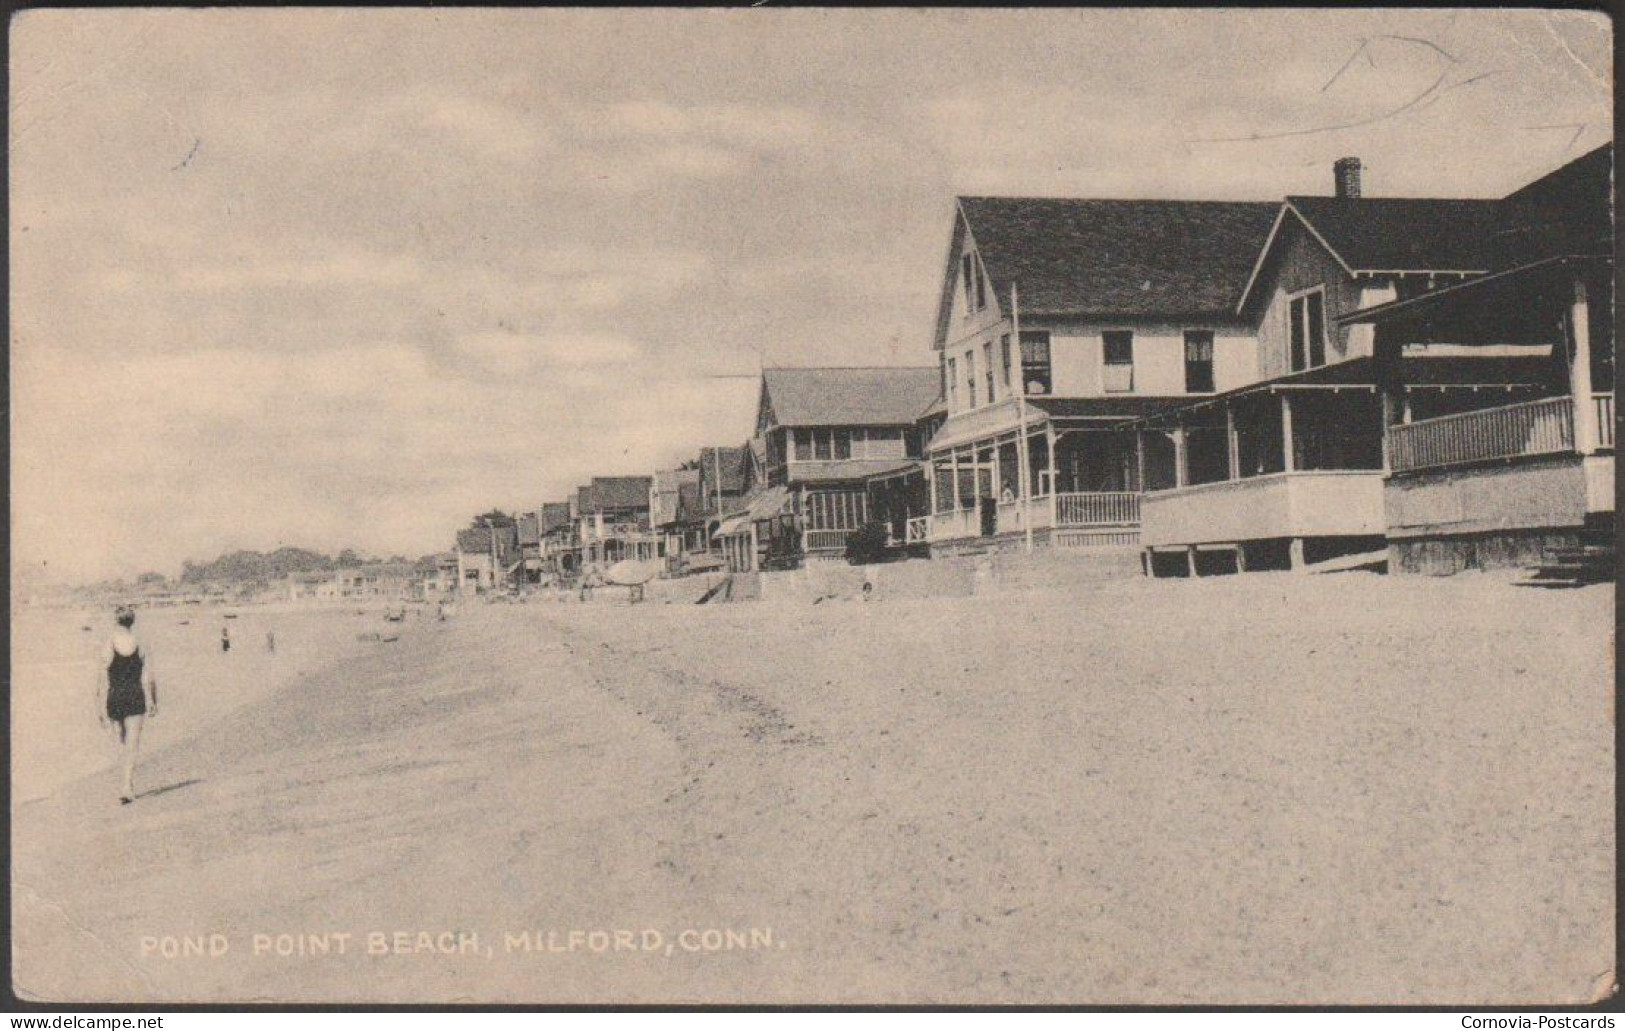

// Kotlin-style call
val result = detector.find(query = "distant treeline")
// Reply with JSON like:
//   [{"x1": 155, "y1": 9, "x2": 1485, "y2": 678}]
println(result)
[{"x1": 176, "y1": 547, "x2": 439, "y2": 585}]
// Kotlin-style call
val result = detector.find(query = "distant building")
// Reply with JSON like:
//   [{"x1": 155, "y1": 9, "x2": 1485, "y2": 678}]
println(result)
[
  {"x1": 716, "y1": 366, "x2": 939, "y2": 570},
  {"x1": 575, "y1": 476, "x2": 659, "y2": 567}
]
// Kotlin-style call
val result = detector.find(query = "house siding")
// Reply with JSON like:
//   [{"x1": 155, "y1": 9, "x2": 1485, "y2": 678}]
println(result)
[{"x1": 1254, "y1": 218, "x2": 1390, "y2": 379}]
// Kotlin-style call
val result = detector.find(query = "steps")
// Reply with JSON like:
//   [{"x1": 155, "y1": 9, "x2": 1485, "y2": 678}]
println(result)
[{"x1": 1517, "y1": 520, "x2": 1616, "y2": 588}]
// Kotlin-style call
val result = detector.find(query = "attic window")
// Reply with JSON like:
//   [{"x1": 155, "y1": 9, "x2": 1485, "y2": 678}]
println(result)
[
  {"x1": 962, "y1": 251, "x2": 987, "y2": 314},
  {"x1": 1289, "y1": 288, "x2": 1329, "y2": 372}
]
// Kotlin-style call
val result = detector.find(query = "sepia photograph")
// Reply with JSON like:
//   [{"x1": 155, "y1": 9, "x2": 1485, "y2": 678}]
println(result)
[{"x1": 8, "y1": 6, "x2": 1616, "y2": 1009}]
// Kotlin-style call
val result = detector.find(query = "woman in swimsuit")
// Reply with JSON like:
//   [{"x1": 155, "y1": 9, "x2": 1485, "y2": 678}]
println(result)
[{"x1": 96, "y1": 606, "x2": 158, "y2": 805}]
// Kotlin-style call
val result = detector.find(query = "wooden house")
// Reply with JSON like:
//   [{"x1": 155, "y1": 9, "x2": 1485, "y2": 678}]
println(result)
[
  {"x1": 575, "y1": 476, "x2": 659, "y2": 566},
  {"x1": 717, "y1": 366, "x2": 939, "y2": 569},
  {"x1": 1133, "y1": 149, "x2": 1611, "y2": 576},
  {"x1": 923, "y1": 195, "x2": 1279, "y2": 555}
]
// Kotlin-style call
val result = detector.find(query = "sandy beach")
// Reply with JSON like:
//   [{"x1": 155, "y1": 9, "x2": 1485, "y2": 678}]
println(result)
[{"x1": 11, "y1": 571, "x2": 1614, "y2": 1005}]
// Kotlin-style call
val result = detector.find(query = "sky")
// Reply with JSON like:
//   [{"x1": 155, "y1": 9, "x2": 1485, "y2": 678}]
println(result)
[{"x1": 10, "y1": 8, "x2": 1612, "y2": 583}]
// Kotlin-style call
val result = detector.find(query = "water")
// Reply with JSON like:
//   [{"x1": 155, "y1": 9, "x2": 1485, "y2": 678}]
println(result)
[{"x1": 11, "y1": 602, "x2": 389, "y2": 804}]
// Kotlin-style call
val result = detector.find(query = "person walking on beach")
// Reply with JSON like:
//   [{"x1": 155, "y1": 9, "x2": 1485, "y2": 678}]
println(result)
[
  {"x1": 221, "y1": 625, "x2": 231, "y2": 653},
  {"x1": 265, "y1": 629, "x2": 276, "y2": 654},
  {"x1": 96, "y1": 606, "x2": 158, "y2": 805}
]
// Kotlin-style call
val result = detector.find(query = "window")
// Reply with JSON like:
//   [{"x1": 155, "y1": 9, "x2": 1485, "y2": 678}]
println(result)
[
  {"x1": 1102, "y1": 330, "x2": 1134, "y2": 393},
  {"x1": 814, "y1": 429, "x2": 831, "y2": 461},
  {"x1": 1289, "y1": 289, "x2": 1329, "y2": 372},
  {"x1": 1000, "y1": 334, "x2": 1012, "y2": 387},
  {"x1": 1184, "y1": 330, "x2": 1215, "y2": 393},
  {"x1": 1019, "y1": 331, "x2": 1052, "y2": 395},
  {"x1": 962, "y1": 254, "x2": 976, "y2": 314},
  {"x1": 965, "y1": 350, "x2": 977, "y2": 408},
  {"x1": 793, "y1": 428, "x2": 813, "y2": 462},
  {"x1": 947, "y1": 357, "x2": 958, "y2": 406},
  {"x1": 833, "y1": 429, "x2": 851, "y2": 460},
  {"x1": 982, "y1": 341, "x2": 995, "y2": 405},
  {"x1": 973, "y1": 256, "x2": 987, "y2": 310}
]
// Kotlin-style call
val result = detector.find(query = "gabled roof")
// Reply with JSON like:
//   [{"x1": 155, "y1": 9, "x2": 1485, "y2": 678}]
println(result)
[
  {"x1": 1284, "y1": 197, "x2": 1501, "y2": 272},
  {"x1": 697, "y1": 445, "x2": 749, "y2": 494},
  {"x1": 944, "y1": 197, "x2": 1279, "y2": 335},
  {"x1": 1237, "y1": 197, "x2": 1502, "y2": 312},
  {"x1": 455, "y1": 527, "x2": 492, "y2": 554},
  {"x1": 759, "y1": 366, "x2": 940, "y2": 428}
]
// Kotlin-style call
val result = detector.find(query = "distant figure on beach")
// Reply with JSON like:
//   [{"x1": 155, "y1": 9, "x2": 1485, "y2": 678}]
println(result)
[
  {"x1": 265, "y1": 630, "x2": 276, "y2": 654},
  {"x1": 97, "y1": 606, "x2": 158, "y2": 805},
  {"x1": 221, "y1": 626, "x2": 231, "y2": 653}
]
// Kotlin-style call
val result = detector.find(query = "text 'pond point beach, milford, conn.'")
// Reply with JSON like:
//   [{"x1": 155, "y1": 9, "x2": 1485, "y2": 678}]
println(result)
[{"x1": 8, "y1": 8, "x2": 1616, "y2": 1008}]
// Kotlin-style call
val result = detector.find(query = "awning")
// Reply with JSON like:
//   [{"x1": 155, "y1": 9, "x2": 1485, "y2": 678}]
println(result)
[{"x1": 715, "y1": 485, "x2": 793, "y2": 535}]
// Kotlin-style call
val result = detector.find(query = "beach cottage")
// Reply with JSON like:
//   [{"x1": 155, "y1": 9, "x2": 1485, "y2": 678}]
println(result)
[
  {"x1": 574, "y1": 476, "x2": 659, "y2": 567},
  {"x1": 716, "y1": 366, "x2": 940, "y2": 569},
  {"x1": 923, "y1": 195, "x2": 1278, "y2": 556},
  {"x1": 1134, "y1": 149, "x2": 1612, "y2": 576}
]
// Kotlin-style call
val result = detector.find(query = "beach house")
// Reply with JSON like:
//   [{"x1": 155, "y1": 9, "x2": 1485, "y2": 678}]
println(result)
[
  {"x1": 1133, "y1": 148, "x2": 1612, "y2": 576},
  {"x1": 715, "y1": 366, "x2": 940, "y2": 570},
  {"x1": 574, "y1": 476, "x2": 660, "y2": 567},
  {"x1": 537, "y1": 502, "x2": 575, "y2": 578},
  {"x1": 454, "y1": 524, "x2": 519, "y2": 593},
  {"x1": 922, "y1": 195, "x2": 1278, "y2": 556},
  {"x1": 1342, "y1": 144, "x2": 1614, "y2": 577}
]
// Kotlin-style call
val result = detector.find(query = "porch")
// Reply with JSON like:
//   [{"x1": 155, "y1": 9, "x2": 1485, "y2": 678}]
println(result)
[{"x1": 924, "y1": 409, "x2": 1148, "y2": 551}]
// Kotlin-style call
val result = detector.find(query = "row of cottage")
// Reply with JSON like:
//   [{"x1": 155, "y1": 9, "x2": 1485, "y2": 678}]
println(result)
[{"x1": 444, "y1": 144, "x2": 1614, "y2": 591}]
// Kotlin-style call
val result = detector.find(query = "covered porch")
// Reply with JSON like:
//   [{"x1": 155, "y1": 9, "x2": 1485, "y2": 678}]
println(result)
[
  {"x1": 1339, "y1": 255, "x2": 1615, "y2": 574},
  {"x1": 921, "y1": 399, "x2": 1169, "y2": 552},
  {"x1": 1136, "y1": 373, "x2": 1390, "y2": 575}
]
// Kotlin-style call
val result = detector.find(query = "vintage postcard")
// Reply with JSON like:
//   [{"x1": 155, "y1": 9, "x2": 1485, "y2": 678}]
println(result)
[{"x1": 8, "y1": 7, "x2": 1615, "y2": 1007}]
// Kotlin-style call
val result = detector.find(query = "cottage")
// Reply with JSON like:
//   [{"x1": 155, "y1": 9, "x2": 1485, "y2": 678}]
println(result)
[
  {"x1": 922, "y1": 195, "x2": 1278, "y2": 556},
  {"x1": 1133, "y1": 149, "x2": 1612, "y2": 576},
  {"x1": 575, "y1": 476, "x2": 659, "y2": 567},
  {"x1": 716, "y1": 366, "x2": 939, "y2": 570}
]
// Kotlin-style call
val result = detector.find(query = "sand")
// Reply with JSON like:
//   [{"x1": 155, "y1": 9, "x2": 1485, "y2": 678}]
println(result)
[{"x1": 10, "y1": 570, "x2": 1614, "y2": 1005}]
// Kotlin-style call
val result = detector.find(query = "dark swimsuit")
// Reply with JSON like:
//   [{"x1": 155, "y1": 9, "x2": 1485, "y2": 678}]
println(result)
[{"x1": 106, "y1": 646, "x2": 147, "y2": 722}]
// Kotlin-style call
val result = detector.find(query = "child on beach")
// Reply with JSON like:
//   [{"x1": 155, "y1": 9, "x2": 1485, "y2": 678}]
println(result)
[{"x1": 96, "y1": 606, "x2": 158, "y2": 805}]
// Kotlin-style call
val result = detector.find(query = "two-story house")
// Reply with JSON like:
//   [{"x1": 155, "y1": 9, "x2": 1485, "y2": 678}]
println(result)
[
  {"x1": 716, "y1": 366, "x2": 939, "y2": 569},
  {"x1": 574, "y1": 476, "x2": 659, "y2": 567},
  {"x1": 1134, "y1": 153, "x2": 1596, "y2": 576},
  {"x1": 923, "y1": 195, "x2": 1279, "y2": 555}
]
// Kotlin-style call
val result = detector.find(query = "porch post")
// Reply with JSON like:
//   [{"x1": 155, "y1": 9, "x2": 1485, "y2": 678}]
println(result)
[
  {"x1": 1134, "y1": 430, "x2": 1147, "y2": 494},
  {"x1": 1568, "y1": 275, "x2": 1598, "y2": 456},
  {"x1": 1280, "y1": 393, "x2": 1296, "y2": 472},
  {"x1": 1045, "y1": 423, "x2": 1058, "y2": 527},
  {"x1": 1225, "y1": 404, "x2": 1240, "y2": 481},
  {"x1": 1171, "y1": 426, "x2": 1188, "y2": 487}
]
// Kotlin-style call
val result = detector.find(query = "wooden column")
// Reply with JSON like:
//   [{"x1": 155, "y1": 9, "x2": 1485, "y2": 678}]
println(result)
[
  {"x1": 1186, "y1": 545, "x2": 1198, "y2": 578},
  {"x1": 1289, "y1": 537, "x2": 1306, "y2": 572},
  {"x1": 1134, "y1": 430, "x2": 1147, "y2": 494},
  {"x1": 1171, "y1": 426, "x2": 1188, "y2": 487},
  {"x1": 1225, "y1": 404, "x2": 1240, "y2": 481},
  {"x1": 1280, "y1": 393, "x2": 1296, "y2": 472},
  {"x1": 1569, "y1": 276, "x2": 1598, "y2": 455},
  {"x1": 1045, "y1": 425, "x2": 1058, "y2": 528}
]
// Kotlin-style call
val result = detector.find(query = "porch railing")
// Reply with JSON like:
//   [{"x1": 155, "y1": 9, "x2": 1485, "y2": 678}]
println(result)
[
  {"x1": 1055, "y1": 491, "x2": 1140, "y2": 527},
  {"x1": 905, "y1": 515, "x2": 930, "y2": 544},
  {"x1": 1388, "y1": 396, "x2": 1575, "y2": 474},
  {"x1": 803, "y1": 528, "x2": 852, "y2": 552},
  {"x1": 1597, "y1": 393, "x2": 1615, "y2": 449}
]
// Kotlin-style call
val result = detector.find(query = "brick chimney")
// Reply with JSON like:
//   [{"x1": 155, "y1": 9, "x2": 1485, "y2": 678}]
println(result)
[{"x1": 1334, "y1": 157, "x2": 1362, "y2": 199}]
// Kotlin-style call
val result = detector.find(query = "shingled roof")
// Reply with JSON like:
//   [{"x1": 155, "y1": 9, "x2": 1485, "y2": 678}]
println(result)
[
  {"x1": 1284, "y1": 196, "x2": 1502, "y2": 273},
  {"x1": 697, "y1": 445, "x2": 749, "y2": 494},
  {"x1": 1492, "y1": 142, "x2": 1612, "y2": 267},
  {"x1": 539, "y1": 502, "x2": 572, "y2": 533},
  {"x1": 943, "y1": 197, "x2": 1279, "y2": 336},
  {"x1": 584, "y1": 476, "x2": 652, "y2": 512},
  {"x1": 759, "y1": 367, "x2": 941, "y2": 428}
]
